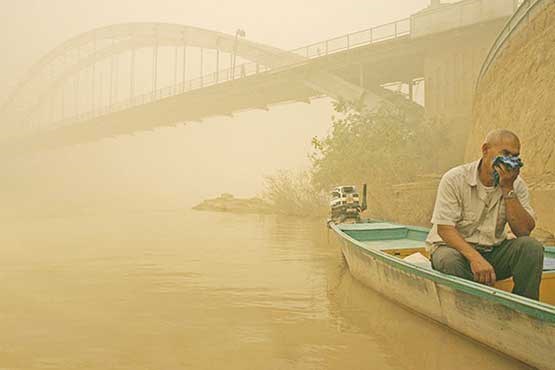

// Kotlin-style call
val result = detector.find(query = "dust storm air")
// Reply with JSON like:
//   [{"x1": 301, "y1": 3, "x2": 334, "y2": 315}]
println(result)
[{"x1": 0, "y1": 0, "x2": 551, "y2": 369}]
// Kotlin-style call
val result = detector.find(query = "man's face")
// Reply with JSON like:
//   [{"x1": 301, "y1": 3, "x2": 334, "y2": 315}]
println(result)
[{"x1": 483, "y1": 139, "x2": 521, "y2": 171}]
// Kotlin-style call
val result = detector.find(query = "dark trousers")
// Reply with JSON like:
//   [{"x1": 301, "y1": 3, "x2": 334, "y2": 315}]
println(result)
[{"x1": 431, "y1": 236, "x2": 544, "y2": 300}]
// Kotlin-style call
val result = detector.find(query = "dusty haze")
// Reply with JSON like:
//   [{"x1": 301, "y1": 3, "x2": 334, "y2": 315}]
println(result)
[
  {"x1": 0, "y1": 2, "x2": 538, "y2": 369},
  {"x1": 0, "y1": 0, "x2": 430, "y2": 214}
]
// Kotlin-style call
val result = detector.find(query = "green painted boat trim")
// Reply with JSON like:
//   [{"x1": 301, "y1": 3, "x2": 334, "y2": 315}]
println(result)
[{"x1": 330, "y1": 222, "x2": 555, "y2": 323}]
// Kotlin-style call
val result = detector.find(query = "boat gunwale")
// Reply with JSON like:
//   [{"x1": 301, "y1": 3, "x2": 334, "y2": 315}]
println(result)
[{"x1": 330, "y1": 222, "x2": 555, "y2": 323}]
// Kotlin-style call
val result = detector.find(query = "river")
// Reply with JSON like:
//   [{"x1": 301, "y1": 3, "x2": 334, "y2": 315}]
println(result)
[{"x1": 0, "y1": 208, "x2": 530, "y2": 369}]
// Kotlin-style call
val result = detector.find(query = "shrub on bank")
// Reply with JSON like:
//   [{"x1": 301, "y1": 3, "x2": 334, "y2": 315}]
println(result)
[{"x1": 262, "y1": 169, "x2": 327, "y2": 217}]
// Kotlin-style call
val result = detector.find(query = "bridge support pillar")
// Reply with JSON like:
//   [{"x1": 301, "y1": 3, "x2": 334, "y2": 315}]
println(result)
[
  {"x1": 130, "y1": 47, "x2": 136, "y2": 99},
  {"x1": 422, "y1": 35, "x2": 493, "y2": 162},
  {"x1": 174, "y1": 46, "x2": 178, "y2": 89},
  {"x1": 152, "y1": 42, "x2": 159, "y2": 94},
  {"x1": 200, "y1": 48, "x2": 204, "y2": 87},
  {"x1": 216, "y1": 48, "x2": 220, "y2": 82},
  {"x1": 91, "y1": 33, "x2": 97, "y2": 114},
  {"x1": 424, "y1": 43, "x2": 489, "y2": 120},
  {"x1": 182, "y1": 30, "x2": 187, "y2": 92}
]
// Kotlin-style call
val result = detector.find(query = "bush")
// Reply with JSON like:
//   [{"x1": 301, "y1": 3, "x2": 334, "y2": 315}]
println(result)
[{"x1": 262, "y1": 169, "x2": 327, "y2": 217}]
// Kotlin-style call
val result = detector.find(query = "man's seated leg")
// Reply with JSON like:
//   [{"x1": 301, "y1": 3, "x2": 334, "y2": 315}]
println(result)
[
  {"x1": 431, "y1": 245, "x2": 474, "y2": 281},
  {"x1": 486, "y1": 236, "x2": 544, "y2": 300}
]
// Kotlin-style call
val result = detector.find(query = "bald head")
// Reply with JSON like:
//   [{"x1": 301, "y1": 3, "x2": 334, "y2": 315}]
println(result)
[
  {"x1": 481, "y1": 129, "x2": 521, "y2": 167},
  {"x1": 484, "y1": 129, "x2": 520, "y2": 147}
]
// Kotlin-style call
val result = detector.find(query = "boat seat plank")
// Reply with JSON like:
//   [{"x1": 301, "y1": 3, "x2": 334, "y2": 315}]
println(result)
[
  {"x1": 544, "y1": 257, "x2": 555, "y2": 271},
  {"x1": 360, "y1": 239, "x2": 425, "y2": 250}
]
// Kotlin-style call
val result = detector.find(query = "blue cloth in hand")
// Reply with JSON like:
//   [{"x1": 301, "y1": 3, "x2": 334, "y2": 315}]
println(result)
[{"x1": 493, "y1": 156, "x2": 524, "y2": 186}]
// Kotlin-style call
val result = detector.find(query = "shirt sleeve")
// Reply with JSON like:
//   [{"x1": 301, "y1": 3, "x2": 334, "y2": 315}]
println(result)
[
  {"x1": 515, "y1": 177, "x2": 536, "y2": 220},
  {"x1": 430, "y1": 172, "x2": 462, "y2": 226}
]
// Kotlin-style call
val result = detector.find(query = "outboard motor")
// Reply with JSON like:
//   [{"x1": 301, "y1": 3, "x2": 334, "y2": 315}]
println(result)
[{"x1": 329, "y1": 185, "x2": 365, "y2": 223}]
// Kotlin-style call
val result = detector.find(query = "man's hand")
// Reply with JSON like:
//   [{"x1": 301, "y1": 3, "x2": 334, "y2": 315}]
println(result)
[
  {"x1": 495, "y1": 163, "x2": 519, "y2": 192},
  {"x1": 469, "y1": 255, "x2": 496, "y2": 286},
  {"x1": 438, "y1": 225, "x2": 497, "y2": 286}
]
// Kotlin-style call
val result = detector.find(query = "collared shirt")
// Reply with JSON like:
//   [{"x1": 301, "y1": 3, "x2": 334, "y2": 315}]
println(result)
[{"x1": 426, "y1": 160, "x2": 535, "y2": 252}]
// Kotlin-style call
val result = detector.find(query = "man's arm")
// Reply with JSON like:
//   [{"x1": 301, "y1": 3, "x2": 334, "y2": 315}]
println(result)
[
  {"x1": 437, "y1": 225, "x2": 497, "y2": 285},
  {"x1": 504, "y1": 195, "x2": 535, "y2": 236},
  {"x1": 496, "y1": 165, "x2": 535, "y2": 236}
]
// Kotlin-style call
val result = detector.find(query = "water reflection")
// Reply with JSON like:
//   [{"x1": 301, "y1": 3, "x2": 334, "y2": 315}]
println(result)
[{"x1": 0, "y1": 210, "x2": 530, "y2": 369}]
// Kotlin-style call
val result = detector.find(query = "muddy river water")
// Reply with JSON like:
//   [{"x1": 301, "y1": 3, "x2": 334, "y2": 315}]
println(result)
[{"x1": 0, "y1": 209, "x2": 531, "y2": 369}]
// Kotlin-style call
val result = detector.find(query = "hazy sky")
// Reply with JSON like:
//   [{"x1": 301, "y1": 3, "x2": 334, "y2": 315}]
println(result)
[
  {"x1": 1, "y1": 0, "x2": 430, "y2": 99},
  {"x1": 0, "y1": 0, "x2": 433, "y2": 210}
]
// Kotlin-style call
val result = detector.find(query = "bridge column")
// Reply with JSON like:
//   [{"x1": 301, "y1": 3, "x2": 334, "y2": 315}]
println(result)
[
  {"x1": 49, "y1": 91, "x2": 54, "y2": 125},
  {"x1": 74, "y1": 73, "x2": 79, "y2": 117},
  {"x1": 152, "y1": 40, "x2": 159, "y2": 96},
  {"x1": 60, "y1": 54, "x2": 66, "y2": 121},
  {"x1": 229, "y1": 53, "x2": 233, "y2": 80},
  {"x1": 216, "y1": 41, "x2": 220, "y2": 83},
  {"x1": 98, "y1": 72, "x2": 103, "y2": 113},
  {"x1": 114, "y1": 54, "x2": 119, "y2": 104},
  {"x1": 423, "y1": 35, "x2": 493, "y2": 161},
  {"x1": 200, "y1": 47, "x2": 204, "y2": 87},
  {"x1": 61, "y1": 81, "x2": 65, "y2": 120},
  {"x1": 424, "y1": 44, "x2": 489, "y2": 119},
  {"x1": 91, "y1": 33, "x2": 97, "y2": 114},
  {"x1": 74, "y1": 46, "x2": 80, "y2": 117},
  {"x1": 174, "y1": 46, "x2": 178, "y2": 92},
  {"x1": 413, "y1": 0, "x2": 512, "y2": 120},
  {"x1": 109, "y1": 39, "x2": 115, "y2": 108},
  {"x1": 182, "y1": 30, "x2": 187, "y2": 92},
  {"x1": 130, "y1": 47, "x2": 135, "y2": 100}
]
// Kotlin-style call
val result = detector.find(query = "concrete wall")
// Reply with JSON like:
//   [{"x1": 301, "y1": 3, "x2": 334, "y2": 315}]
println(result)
[{"x1": 469, "y1": 1, "x2": 555, "y2": 234}]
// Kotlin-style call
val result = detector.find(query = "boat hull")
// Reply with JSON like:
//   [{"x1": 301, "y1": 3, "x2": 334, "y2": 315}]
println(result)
[{"x1": 331, "y1": 224, "x2": 555, "y2": 369}]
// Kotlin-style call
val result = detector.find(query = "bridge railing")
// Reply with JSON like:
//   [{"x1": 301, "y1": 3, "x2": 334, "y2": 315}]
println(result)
[
  {"x1": 288, "y1": 18, "x2": 410, "y2": 59},
  {"x1": 477, "y1": 0, "x2": 550, "y2": 85},
  {"x1": 140, "y1": 17, "x2": 410, "y2": 99},
  {"x1": 40, "y1": 18, "x2": 410, "y2": 132}
]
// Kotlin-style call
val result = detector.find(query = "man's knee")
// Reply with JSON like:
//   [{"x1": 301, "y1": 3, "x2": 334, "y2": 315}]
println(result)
[
  {"x1": 512, "y1": 236, "x2": 544, "y2": 265},
  {"x1": 432, "y1": 247, "x2": 472, "y2": 278}
]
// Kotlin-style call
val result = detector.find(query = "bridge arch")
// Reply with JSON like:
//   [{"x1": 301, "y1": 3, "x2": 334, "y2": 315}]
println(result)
[{"x1": 4, "y1": 23, "x2": 305, "y2": 133}]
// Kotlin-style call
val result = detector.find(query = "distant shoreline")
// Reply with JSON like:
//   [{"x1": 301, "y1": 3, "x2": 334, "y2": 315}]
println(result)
[{"x1": 192, "y1": 193, "x2": 273, "y2": 215}]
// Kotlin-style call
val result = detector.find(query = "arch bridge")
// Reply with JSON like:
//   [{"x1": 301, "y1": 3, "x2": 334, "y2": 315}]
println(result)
[{"x1": 1, "y1": 0, "x2": 518, "y2": 154}]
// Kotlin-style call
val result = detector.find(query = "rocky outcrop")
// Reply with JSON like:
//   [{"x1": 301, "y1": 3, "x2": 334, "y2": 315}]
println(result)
[{"x1": 193, "y1": 193, "x2": 273, "y2": 214}]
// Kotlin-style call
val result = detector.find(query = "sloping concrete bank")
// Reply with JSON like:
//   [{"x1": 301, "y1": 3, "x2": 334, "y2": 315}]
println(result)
[{"x1": 469, "y1": 1, "x2": 555, "y2": 234}]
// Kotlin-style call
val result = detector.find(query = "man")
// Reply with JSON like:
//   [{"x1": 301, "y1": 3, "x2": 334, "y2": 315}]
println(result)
[{"x1": 427, "y1": 129, "x2": 544, "y2": 300}]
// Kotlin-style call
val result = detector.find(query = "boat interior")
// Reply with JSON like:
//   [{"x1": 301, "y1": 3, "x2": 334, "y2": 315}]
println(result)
[{"x1": 339, "y1": 222, "x2": 555, "y2": 305}]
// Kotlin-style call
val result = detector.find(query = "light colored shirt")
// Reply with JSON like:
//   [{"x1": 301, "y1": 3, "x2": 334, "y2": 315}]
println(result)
[{"x1": 426, "y1": 160, "x2": 535, "y2": 252}]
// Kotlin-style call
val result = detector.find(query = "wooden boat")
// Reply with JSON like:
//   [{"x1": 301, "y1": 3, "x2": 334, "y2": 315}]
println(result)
[{"x1": 329, "y1": 221, "x2": 555, "y2": 369}]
